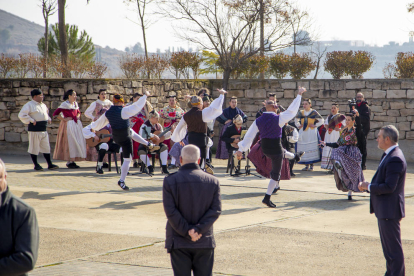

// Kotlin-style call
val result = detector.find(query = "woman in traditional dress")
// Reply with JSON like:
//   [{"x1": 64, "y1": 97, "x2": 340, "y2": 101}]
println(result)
[
  {"x1": 321, "y1": 103, "x2": 345, "y2": 171},
  {"x1": 84, "y1": 89, "x2": 113, "y2": 162},
  {"x1": 52, "y1": 89, "x2": 86, "y2": 168},
  {"x1": 127, "y1": 93, "x2": 153, "y2": 167},
  {"x1": 159, "y1": 95, "x2": 184, "y2": 154},
  {"x1": 319, "y1": 110, "x2": 365, "y2": 200},
  {"x1": 295, "y1": 98, "x2": 323, "y2": 171}
]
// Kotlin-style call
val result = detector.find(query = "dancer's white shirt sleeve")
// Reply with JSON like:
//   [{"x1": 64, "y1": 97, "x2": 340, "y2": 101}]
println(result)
[
  {"x1": 278, "y1": 95, "x2": 302, "y2": 127},
  {"x1": 163, "y1": 131, "x2": 172, "y2": 140},
  {"x1": 288, "y1": 128, "x2": 299, "y2": 143},
  {"x1": 91, "y1": 113, "x2": 109, "y2": 131},
  {"x1": 202, "y1": 94, "x2": 224, "y2": 122},
  {"x1": 171, "y1": 118, "x2": 187, "y2": 142},
  {"x1": 85, "y1": 101, "x2": 96, "y2": 120},
  {"x1": 82, "y1": 125, "x2": 96, "y2": 139},
  {"x1": 237, "y1": 121, "x2": 259, "y2": 153},
  {"x1": 130, "y1": 128, "x2": 149, "y2": 145},
  {"x1": 121, "y1": 95, "x2": 147, "y2": 119}
]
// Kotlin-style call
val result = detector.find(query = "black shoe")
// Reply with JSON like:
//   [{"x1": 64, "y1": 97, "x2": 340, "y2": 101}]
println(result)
[
  {"x1": 48, "y1": 164, "x2": 59, "y2": 170},
  {"x1": 206, "y1": 160, "x2": 214, "y2": 169},
  {"x1": 118, "y1": 180, "x2": 129, "y2": 191},
  {"x1": 262, "y1": 194, "x2": 276, "y2": 208},
  {"x1": 348, "y1": 195, "x2": 352, "y2": 200},
  {"x1": 290, "y1": 171, "x2": 296, "y2": 177},
  {"x1": 168, "y1": 164, "x2": 177, "y2": 170},
  {"x1": 272, "y1": 187, "x2": 280, "y2": 194},
  {"x1": 161, "y1": 165, "x2": 170, "y2": 175},
  {"x1": 34, "y1": 164, "x2": 43, "y2": 171},
  {"x1": 102, "y1": 162, "x2": 109, "y2": 168},
  {"x1": 148, "y1": 165, "x2": 154, "y2": 175},
  {"x1": 96, "y1": 166, "x2": 104, "y2": 174},
  {"x1": 66, "y1": 162, "x2": 80, "y2": 169},
  {"x1": 133, "y1": 161, "x2": 139, "y2": 168},
  {"x1": 362, "y1": 166, "x2": 366, "y2": 170},
  {"x1": 295, "y1": 151, "x2": 305, "y2": 163}
]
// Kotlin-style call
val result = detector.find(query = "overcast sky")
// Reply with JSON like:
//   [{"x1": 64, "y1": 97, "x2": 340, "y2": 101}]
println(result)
[{"x1": 1, "y1": 0, "x2": 413, "y2": 52}]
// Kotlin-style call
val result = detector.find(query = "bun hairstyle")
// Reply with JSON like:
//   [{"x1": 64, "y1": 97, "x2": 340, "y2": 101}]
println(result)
[
  {"x1": 345, "y1": 112, "x2": 356, "y2": 121},
  {"x1": 63, "y1": 89, "x2": 75, "y2": 101},
  {"x1": 149, "y1": 110, "x2": 160, "y2": 118},
  {"x1": 97, "y1": 89, "x2": 107, "y2": 99},
  {"x1": 197, "y1": 88, "x2": 210, "y2": 96},
  {"x1": 130, "y1": 92, "x2": 142, "y2": 102},
  {"x1": 303, "y1": 98, "x2": 312, "y2": 106},
  {"x1": 332, "y1": 102, "x2": 339, "y2": 107}
]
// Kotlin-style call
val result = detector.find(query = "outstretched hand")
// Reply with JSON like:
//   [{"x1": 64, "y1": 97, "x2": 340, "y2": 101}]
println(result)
[
  {"x1": 217, "y1": 88, "x2": 227, "y2": 95},
  {"x1": 298, "y1": 86, "x2": 306, "y2": 95},
  {"x1": 145, "y1": 90, "x2": 151, "y2": 97}
]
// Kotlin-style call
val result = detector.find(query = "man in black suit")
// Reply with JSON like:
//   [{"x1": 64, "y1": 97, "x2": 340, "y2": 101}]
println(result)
[
  {"x1": 163, "y1": 145, "x2": 222, "y2": 276},
  {"x1": 359, "y1": 125, "x2": 406, "y2": 276},
  {"x1": 355, "y1": 92, "x2": 371, "y2": 170}
]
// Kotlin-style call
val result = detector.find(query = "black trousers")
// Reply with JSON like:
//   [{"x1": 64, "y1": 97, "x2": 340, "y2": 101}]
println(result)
[
  {"x1": 112, "y1": 128, "x2": 133, "y2": 159},
  {"x1": 170, "y1": 248, "x2": 214, "y2": 276},
  {"x1": 263, "y1": 152, "x2": 284, "y2": 181},
  {"x1": 361, "y1": 133, "x2": 368, "y2": 168},
  {"x1": 378, "y1": 218, "x2": 405, "y2": 276},
  {"x1": 188, "y1": 132, "x2": 207, "y2": 168}
]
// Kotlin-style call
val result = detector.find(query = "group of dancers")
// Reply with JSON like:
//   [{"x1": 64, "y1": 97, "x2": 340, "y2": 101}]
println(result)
[{"x1": 18, "y1": 86, "x2": 367, "y2": 206}]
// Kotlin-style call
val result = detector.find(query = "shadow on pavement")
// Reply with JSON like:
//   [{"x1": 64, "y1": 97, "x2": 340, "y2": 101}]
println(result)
[{"x1": 91, "y1": 199, "x2": 162, "y2": 210}]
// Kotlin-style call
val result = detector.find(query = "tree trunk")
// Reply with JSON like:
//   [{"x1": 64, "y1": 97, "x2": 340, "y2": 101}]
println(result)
[
  {"x1": 43, "y1": 17, "x2": 48, "y2": 78},
  {"x1": 313, "y1": 59, "x2": 320, "y2": 79},
  {"x1": 137, "y1": 0, "x2": 150, "y2": 79},
  {"x1": 222, "y1": 69, "x2": 231, "y2": 91},
  {"x1": 58, "y1": 0, "x2": 70, "y2": 78},
  {"x1": 259, "y1": 0, "x2": 265, "y2": 80}
]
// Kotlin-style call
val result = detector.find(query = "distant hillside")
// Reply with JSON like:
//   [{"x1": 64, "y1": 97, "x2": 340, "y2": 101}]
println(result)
[{"x1": 0, "y1": 9, "x2": 124, "y2": 77}]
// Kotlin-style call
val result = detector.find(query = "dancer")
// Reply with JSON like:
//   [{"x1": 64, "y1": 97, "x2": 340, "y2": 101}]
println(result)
[
  {"x1": 235, "y1": 87, "x2": 306, "y2": 208},
  {"x1": 138, "y1": 110, "x2": 172, "y2": 175},
  {"x1": 91, "y1": 92, "x2": 156, "y2": 190},
  {"x1": 18, "y1": 89, "x2": 59, "y2": 171},
  {"x1": 216, "y1": 96, "x2": 247, "y2": 160},
  {"x1": 320, "y1": 110, "x2": 365, "y2": 200},
  {"x1": 321, "y1": 103, "x2": 345, "y2": 171},
  {"x1": 160, "y1": 95, "x2": 184, "y2": 150},
  {"x1": 171, "y1": 89, "x2": 227, "y2": 172},
  {"x1": 295, "y1": 98, "x2": 323, "y2": 171},
  {"x1": 52, "y1": 89, "x2": 86, "y2": 168},
  {"x1": 127, "y1": 93, "x2": 153, "y2": 167}
]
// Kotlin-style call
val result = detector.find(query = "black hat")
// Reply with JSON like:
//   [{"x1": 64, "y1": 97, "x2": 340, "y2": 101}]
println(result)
[
  {"x1": 166, "y1": 95, "x2": 177, "y2": 99},
  {"x1": 31, "y1": 89, "x2": 42, "y2": 97},
  {"x1": 268, "y1": 93, "x2": 276, "y2": 97}
]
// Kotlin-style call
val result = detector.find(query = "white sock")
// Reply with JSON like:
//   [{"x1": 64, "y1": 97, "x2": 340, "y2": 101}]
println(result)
[
  {"x1": 97, "y1": 162, "x2": 103, "y2": 169},
  {"x1": 120, "y1": 157, "x2": 131, "y2": 182},
  {"x1": 160, "y1": 150, "x2": 168, "y2": 166},
  {"x1": 206, "y1": 148, "x2": 210, "y2": 159},
  {"x1": 284, "y1": 150, "x2": 295, "y2": 160},
  {"x1": 348, "y1": 191, "x2": 352, "y2": 196},
  {"x1": 266, "y1": 179, "x2": 279, "y2": 195},
  {"x1": 140, "y1": 154, "x2": 152, "y2": 167},
  {"x1": 171, "y1": 157, "x2": 176, "y2": 165}
]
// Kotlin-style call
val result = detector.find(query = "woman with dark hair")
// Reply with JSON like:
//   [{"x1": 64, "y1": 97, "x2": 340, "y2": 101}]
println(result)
[
  {"x1": 319, "y1": 110, "x2": 365, "y2": 200},
  {"x1": 52, "y1": 89, "x2": 86, "y2": 168},
  {"x1": 295, "y1": 98, "x2": 323, "y2": 171}
]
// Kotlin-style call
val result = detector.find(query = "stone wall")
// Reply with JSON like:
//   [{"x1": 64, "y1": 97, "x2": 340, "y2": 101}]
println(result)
[{"x1": 1, "y1": 78, "x2": 413, "y2": 162}]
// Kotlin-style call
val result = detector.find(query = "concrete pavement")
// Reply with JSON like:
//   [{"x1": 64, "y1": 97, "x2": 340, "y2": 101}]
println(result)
[{"x1": 1, "y1": 154, "x2": 413, "y2": 275}]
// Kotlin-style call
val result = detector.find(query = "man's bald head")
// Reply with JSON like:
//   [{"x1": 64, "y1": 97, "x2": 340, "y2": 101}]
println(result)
[
  {"x1": 0, "y1": 159, "x2": 7, "y2": 192},
  {"x1": 180, "y1": 145, "x2": 201, "y2": 165}
]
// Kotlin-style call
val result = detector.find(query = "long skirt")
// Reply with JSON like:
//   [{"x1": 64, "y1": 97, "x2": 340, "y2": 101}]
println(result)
[
  {"x1": 215, "y1": 123, "x2": 231, "y2": 160},
  {"x1": 321, "y1": 129, "x2": 341, "y2": 169},
  {"x1": 248, "y1": 142, "x2": 290, "y2": 180},
  {"x1": 330, "y1": 145, "x2": 364, "y2": 192},
  {"x1": 132, "y1": 118, "x2": 145, "y2": 160},
  {"x1": 296, "y1": 127, "x2": 321, "y2": 165},
  {"x1": 169, "y1": 137, "x2": 189, "y2": 166},
  {"x1": 53, "y1": 120, "x2": 86, "y2": 161}
]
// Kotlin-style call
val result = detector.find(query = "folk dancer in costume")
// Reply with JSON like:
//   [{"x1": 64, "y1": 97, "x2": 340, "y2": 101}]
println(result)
[
  {"x1": 320, "y1": 110, "x2": 365, "y2": 200},
  {"x1": 160, "y1": 95, "x2": 184, "y2": 151},
  {"x1": 321, "y1": 103, "x2": 345, "y2": 171},
  {"x1": 282, "y1": 121, "x2": 299, "y2": 177},
  {"x1": 127, "y1": 93, "x2": 154, "y2": 167},
  {"x1": 91, "y1": 92, "x2": 157, "y2": 190},
  {"x1": 171, "y1": 89, "x2": 227, "y2": 173},
  {"x1": 215, "y1": 96, "x2": 247, "y2": 160},
  {"x1": 138, "y1": 110, "x2": 172, "y2": 175},
  {"x1": 256, "y1": 93, "x2": 286, "y2": 118},
  {"x1": 202, "y1": 96, "x2": 216, "y2": 168},
  {"x1": 52, "y1": 89, "x2": 86, "y2": 168},
  {"x1": 221, "y1": 115, "x2": 246, "y2": 173},
  {"x1": 235, "y1": 87, "x2": 306, "y2": 208},
  {"x1": 84, "y1": 89, "x2": 113, "y2": 163},
  {"x1": 18, "y1": 89, "x2": 59, "y2": 171},
  {"x1": 295, "y1": 98, "x2": 323, "y2": 171}
]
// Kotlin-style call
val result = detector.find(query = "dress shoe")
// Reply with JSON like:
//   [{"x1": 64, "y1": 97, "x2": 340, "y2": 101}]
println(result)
[
  {"x1": 205, "y1": 164, "x2": 214, "y2": 175},
  {"x1": 295, "y1": 151, "x2": 305, "y2": 163},
  {"x1": 66, "y1": 162, "x2": 80, "y2": 169},
  {"x1": 118, "y1": 180, "x2": 129, "y2": 191},
  {"x1": 48, "y1": 164, "x2": 59, "y2": 170},
  {"x1": 96, "y1": 166, "x2": 104, "y2": 174},
  {"x1": 34, "y1": 164, "x2": 43, "y2": 171},
  {"x1": 348, "y1": 195, "x2": 353, "y2": 200},
  {"x1": 102, "y1": 162, "x2": 109, "y2": 168},
  {"x1": 161, "y1": 165, "x2": 170, "y2": 175},
  {"x1": 168, "y1": 164, "x2": 177, "y2": 170},
  {"x1": 148, "y1": 165, "x2": 154, "y2": 175},
  {"x1": 262, "y1": 196, "x2": 276, "y2": 208},
  {"x1": 272, "y1": 186, "x2": 280, "y2": 194}
]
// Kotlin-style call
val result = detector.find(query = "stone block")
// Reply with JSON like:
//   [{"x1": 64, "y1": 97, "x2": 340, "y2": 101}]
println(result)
[
  {"x1": 268, "y1": 80, "x2": 281, "y2": 89},
  {"x1": 283, "y1": 89, "x2": 295, "y2": 98},
  {"x1": 387, "y1": 110, "x2": 400, "y2": 117},
  {"x1": 122, "y1": 80, "x2": 132, "y2": 88},
  {"x1": 305, "y1": 90, "x2": 319, "y2": 99},
  {"x1": 246, "y1": 89, "x2": 266, "y2": 99},
  {"x1": 412, "y1": 122, "x2": 414, "y2": 130},
  {"x1": 229, "y1": 81, "x2": 250, "y2": 90},
  {"x1": 51, "y1": 101, "x2": 61, "y2": 110},
  {"x1": 399, "y1": 131, "x2": 406, "y2": 140},
  {"x1": 86, "y1": 94, "x2": 97, "y2": 100},
  {"x1": 10, "y1": 113, "x2": 19, "y2": 121},
  {"x1": 0, "y1": 102, "x2": 6, "y2": 110},
  {"x1": 318, "y1": 90, "x2": 338, "y2": 98},
  {"x1": 131, "y1": 81, "x2": 142, "y2": 88},
  {"x1": 296, "y1": 81, "x2": 310, "y2": 89},
  {"x1": 398, "y1": 122, "x2": 411, "y2": 131},
  {"x1": 338, "y1": 90, "x2": 356, "y2": 98},
  {"x1": 322, "y1": 101, "x2": 335, "y2": 110},
  {"x1": 309, "y1": 80, "x2": 324, "y2": 90},
  {"x1": 370, "y1": 106, "x2": 383, "y2": 113},
  {"x1": 5, "y1": 132, "x2": 21, "y2": 142},
  {"x1": 250, "y1": 81, "x2": 268, "y2": 89},
  {"x1": 93, "y1": 84, "x2": 108, "y2": 93},
  {"x1": 397, "y1": 117, "x2": 407, "y2": 122},
  {"x1": 406, "y1": 100, "x2": 414, "y2": 109},
  {"x1": 408, "y1": 90, "x2": 414, "y2": 98},
  {"x1": 382, "y1": 102, "x2": 390, "y2": 109},
  {"x1": 373, "y1": 115, "x2": 397, "y2": 123},
  {"x1": 21, "y1": 133, "x2": 28, "y2": 143},
  {"x1": 366, "y1": 81, "x2": 382, "y2": 90},
  {"x1": 387, "y1": 90, "x2": 406, "y2": 99},
  {"x1": 280, "y1": 81, "x2": 296, "y2": 89},
  {"x1": 0, "y1": 128, "x2": 4, "y2": 140},
  {"x1": 400, "y1": 109, "x2": 414, "y2": 116},
  {"x1": 19, "y1": 87, "x2": 33, "y2": 96},
  {"x1": 370, "y1": 121, "x2": 384, "y2": 129},
  {"x1": 0, "y1": 110, "x2": 10, "y2": 121},
  {"x1": 133, "y1": 88, "x2": 143, "y2": 94},
  {"x1": 406, "y1": 131, "x2": 414, "y2": 140},
  {"x1": 390, "y1": 102, "x2": 406, "y2": 109},
  {"x1": 12, "y1": 81, "x2": 20, "y2": 88},
  {"x1": 373, "y1": 90, "x2": 386, "y2": 98},
  {"x1": 401, "y1": 81, "x2": 414, "y2": 89},
  {"x1": 329, "y1": 81, "x2": 345, "y2": 90},
  {"x1": 346, "y1": 81, "x2": 365, "y2": 89},
  {"x1": 40, "y1": 86, "x2": 49, "y2": 94},
  {"x1": 64, "y1": 82, "x2": 88, "y2": 95},
  {"x1": 49, "y1": 88, "x2": 65, "y2": 96},
  {"x1": 227, "y1": 90, "x2": 245, "y2": 98}
]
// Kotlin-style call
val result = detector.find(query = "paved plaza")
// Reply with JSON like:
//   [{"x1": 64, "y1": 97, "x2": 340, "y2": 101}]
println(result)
[{"x1": 2, "y1": 153, "x2": 414, "y2": 276}]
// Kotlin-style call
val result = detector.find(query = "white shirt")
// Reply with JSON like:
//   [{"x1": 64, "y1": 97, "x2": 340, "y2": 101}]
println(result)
[
  {"x1": 368, "y1": 144, "x2": 399, "y2": 191},
  {"x1": 171, "y1": 94, "x2": 225, "y2": 142},
  {"x1": 237, "y1": 95, "x2": 302, "y2": 153},
  {"x1": 139, "y1": 122, "x2": 172, "y2": 140},
  {"x1": 84, "y1": 99, "x2": 113, "y2": 120},
  {"x1": 18, "y1": 100, "x2": 51, "y2": 124}
]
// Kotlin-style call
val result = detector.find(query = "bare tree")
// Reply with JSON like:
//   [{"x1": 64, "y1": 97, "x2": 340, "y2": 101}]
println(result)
[
  {"x1": 159, "y1": 0, "x2": 310, "y2": 89},
  {"x1": 309, "y1": 41, "x2": 328, "y2": 79},
  {"x1": 58, "y1": 0, "x2": 70, "y2": 78},
  {"x1": 286, "y1": 4, "x2": 313, "y2": 54},
  {"x1": 40, "y1": 0, "x2": 57, "y2": 78}
]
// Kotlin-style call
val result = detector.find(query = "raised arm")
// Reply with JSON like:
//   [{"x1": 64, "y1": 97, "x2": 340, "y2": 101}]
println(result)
[
  {"x1": 202, "y1": 94, "x2": 225, "y2": 122},
  {"x1": 121, "y1": 94, "x2": 148, "y2": 119},
  {"x1": 84, "y1": 102, "x2": 96, "y2": 120},
  {"x1": 279, "y1": 95, "x2": 303, "y2": 127},
  {"x1": 91, "y1": 113, "x2": 109, "y2": 131},
  {"x1": 236, "y1": 121, "x2": 259, "y2": 152}
]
